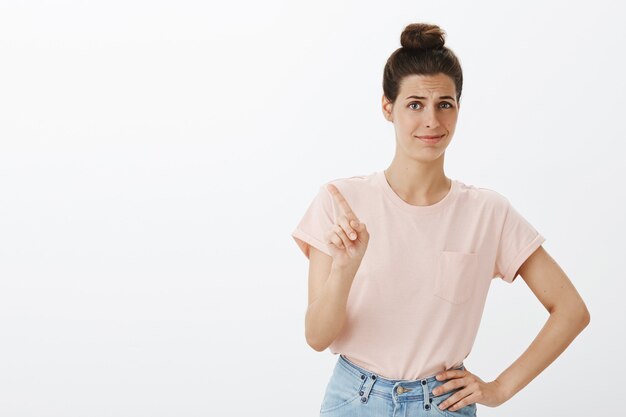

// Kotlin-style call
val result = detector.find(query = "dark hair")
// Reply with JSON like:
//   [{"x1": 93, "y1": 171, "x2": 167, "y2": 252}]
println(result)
[{"x1": 383, "y1": 23, "x2": 463, "y2": 105}]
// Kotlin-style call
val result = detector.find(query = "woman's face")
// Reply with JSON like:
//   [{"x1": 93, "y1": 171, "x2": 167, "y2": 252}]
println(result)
[{"x1": 382, "y1": 73, "x2": 459, "y2": 162}]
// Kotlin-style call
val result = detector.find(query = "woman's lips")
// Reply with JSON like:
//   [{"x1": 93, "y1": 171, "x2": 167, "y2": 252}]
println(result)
[{"x1": 417, "y1": 134, "x2": 444, "y2": 144}]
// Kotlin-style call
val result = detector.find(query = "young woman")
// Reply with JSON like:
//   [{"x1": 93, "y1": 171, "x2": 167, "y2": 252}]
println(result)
[{"x1": 291, "y1": 22, "x2": 590, "y2": 417}]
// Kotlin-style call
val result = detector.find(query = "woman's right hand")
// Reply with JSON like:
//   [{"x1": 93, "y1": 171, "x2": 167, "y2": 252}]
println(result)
[{"x1": 324, "y1": 184, "x2": 370, "y2": 268}]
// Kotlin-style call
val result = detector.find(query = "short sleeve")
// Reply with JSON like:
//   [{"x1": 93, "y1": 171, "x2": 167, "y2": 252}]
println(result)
[
  {"x1": 493, "y1": 198, "x2": 546, "y2": 283},
  {"x1": 291, "y1": 185, "x2": 336, "y2": 259}
]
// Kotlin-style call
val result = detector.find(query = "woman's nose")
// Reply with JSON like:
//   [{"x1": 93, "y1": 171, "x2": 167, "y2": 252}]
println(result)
[{"x1": 423, "y1": 107, "x2": 440, "y2": 127}]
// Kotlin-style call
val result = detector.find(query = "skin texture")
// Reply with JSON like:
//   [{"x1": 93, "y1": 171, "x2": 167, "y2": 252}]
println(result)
[{"x1": 306, "y1": 72, "x2": 591, "y2": 410}]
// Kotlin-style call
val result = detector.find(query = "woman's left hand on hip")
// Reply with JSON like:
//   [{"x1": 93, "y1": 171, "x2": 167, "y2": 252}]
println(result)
[{"x1": 432, "y1": 367, "x2": 508, "y2": 411}]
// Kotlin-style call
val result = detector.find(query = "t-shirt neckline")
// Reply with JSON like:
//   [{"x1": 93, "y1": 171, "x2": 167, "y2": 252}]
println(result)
[{"x1": 374, "y1": 170, "x2": 458, "y2": 214}]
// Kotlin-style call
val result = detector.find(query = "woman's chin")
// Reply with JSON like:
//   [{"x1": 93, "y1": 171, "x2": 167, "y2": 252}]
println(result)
[{"x1": 408, "y1": 151, "x2": 446, "y2": 163}]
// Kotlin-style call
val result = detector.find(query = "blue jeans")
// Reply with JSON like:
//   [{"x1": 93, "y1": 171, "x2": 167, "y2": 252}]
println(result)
[{"x1": 319, "y1": 354, "x2": 477, "y2": 417}]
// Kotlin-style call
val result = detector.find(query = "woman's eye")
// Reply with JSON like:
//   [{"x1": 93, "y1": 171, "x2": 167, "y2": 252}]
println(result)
[{"x1": 409, "y1": 102, "x2": 454, "y2": 110}]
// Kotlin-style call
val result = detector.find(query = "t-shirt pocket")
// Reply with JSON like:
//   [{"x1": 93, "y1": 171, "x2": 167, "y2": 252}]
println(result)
[{"x1": 433, "y1": 251, "x2": 477, "y2": 305}]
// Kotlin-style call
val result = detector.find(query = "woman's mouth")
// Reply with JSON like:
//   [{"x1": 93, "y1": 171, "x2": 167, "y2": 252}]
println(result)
[{"x1": 417, "y1": 134, "x2": 444, "y2": 144}]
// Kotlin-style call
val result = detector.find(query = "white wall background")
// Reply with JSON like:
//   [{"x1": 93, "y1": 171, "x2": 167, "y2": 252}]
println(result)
[{"x1": 0, "y1": 1, "x2": 623, "y2": 416}]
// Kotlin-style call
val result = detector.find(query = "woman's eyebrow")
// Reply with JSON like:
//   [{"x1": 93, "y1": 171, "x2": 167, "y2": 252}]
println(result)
[{"x1": 405, "y1": 95, "x2": 455, "y2": 101}]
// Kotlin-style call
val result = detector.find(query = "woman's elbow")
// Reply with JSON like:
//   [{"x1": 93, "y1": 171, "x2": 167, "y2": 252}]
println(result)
[
  {"x1": 305, "y1": 333, "x2": 328, "y2": 352},
  {"x1": 581, "y1": 307, "x2": 591, "y2": 327}
]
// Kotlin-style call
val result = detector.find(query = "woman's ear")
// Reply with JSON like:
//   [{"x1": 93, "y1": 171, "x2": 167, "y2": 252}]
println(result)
[{"x1": 381, "y1": 94, "x2": 393, "y2": 122}]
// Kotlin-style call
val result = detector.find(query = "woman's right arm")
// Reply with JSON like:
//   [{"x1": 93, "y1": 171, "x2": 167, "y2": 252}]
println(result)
[
  {"x1": 304, "y1": 183, "x2": 369, "y2": 351},
  {"x1": 304, "y1": 247, "x2": 359, "y2": 351}
]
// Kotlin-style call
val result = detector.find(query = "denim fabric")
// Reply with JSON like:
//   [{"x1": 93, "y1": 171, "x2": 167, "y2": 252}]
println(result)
[{"x1": 319, "y1": 354, "x2": 477, "y2": 417}]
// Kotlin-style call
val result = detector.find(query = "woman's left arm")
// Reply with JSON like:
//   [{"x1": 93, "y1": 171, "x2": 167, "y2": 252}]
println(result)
[
  {"x1": 493, "y1": 245, "x2": 591, "y2": 400},
  {"x1": 434, "y1": 245, "x2": 590, "y2": 411}
]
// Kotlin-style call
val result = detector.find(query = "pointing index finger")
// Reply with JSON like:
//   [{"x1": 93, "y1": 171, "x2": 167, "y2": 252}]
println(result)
[{"x1": 326, "y1": 183, "x2": 359, "y2": 221}]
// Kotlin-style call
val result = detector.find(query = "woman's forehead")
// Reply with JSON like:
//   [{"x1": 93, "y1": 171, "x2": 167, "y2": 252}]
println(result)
[{"x1": 399, "y1": 74, "x2": 456, "y2": 97}]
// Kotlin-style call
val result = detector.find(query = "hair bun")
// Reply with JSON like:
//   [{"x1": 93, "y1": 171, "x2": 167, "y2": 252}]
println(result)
[{"x1": 400, "y1": 23, "x2": 446, "y2": 51}]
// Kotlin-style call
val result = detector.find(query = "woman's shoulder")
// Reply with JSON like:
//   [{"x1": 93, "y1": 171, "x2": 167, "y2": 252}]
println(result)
[
  {"x1": 453, "y1": 178, "x2": 510, "y2": 209},
  {"x1": 322, "y1": 171, "x2": 377, "y2": 191},
  {"x1": 318, "y1": 172, "x2": 379, "y2": 207}
]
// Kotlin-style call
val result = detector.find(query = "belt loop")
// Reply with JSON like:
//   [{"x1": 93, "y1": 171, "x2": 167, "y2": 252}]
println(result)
[
  {"x1": 360, "y1": 373, "x2": 378, "y2": 404},
  {"x1": 420, "y1": 379, "x2": 431, "y2": 410}
]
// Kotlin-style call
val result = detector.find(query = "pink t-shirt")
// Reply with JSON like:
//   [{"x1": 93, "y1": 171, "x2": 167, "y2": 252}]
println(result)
[{"x1": 291, "y1": 170, "x2": 546, "y2": 380}]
